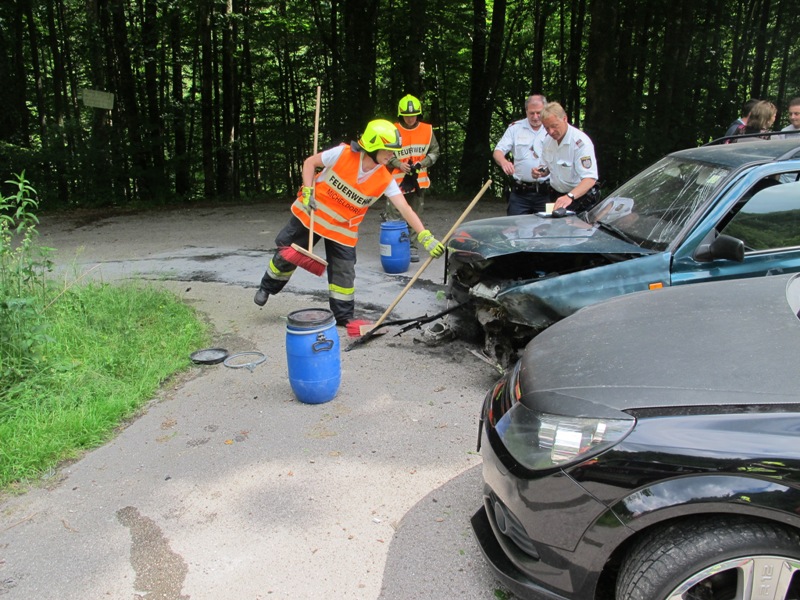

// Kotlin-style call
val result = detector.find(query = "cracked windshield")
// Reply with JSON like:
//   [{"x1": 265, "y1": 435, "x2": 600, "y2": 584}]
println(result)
[{"x1": 589, "y1": 158, "x2": 730, "y2": 251}]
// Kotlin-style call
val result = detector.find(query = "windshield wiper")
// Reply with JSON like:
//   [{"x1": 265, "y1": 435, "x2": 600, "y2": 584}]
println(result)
[{"x1": 595, "y1": 220, "x2": 641, "y2": 247}]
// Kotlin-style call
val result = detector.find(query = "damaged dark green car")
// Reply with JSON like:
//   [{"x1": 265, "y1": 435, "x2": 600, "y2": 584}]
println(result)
[{"x1": 447, "y1": 135, "x2": 800, "y2": 366}]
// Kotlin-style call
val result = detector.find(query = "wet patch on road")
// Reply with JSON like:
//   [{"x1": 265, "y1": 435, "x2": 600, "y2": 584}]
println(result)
[{"x1": 116, "y1": 506, "x2": 189, "y2": 600}]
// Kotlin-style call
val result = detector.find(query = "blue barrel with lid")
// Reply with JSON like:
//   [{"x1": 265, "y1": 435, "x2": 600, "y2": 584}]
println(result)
[
  {"x1": 285, "y1": 308, "x2": 341, "y2": 404},
  {"x1": 379, "y1": 221, "x2": 410, "y2": 274}
]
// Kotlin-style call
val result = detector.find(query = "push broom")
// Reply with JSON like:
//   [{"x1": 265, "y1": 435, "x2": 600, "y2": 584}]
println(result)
[
  {"x1": 345, "y1": 179, "x2": 493, "y2": 349},
  {"x1": 278, "y1": 85, "x2": 328, "y2": 277}
]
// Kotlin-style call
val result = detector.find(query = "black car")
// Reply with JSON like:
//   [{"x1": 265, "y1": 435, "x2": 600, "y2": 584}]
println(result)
[{"x1": 472, "y1": 273, "x2": 800, "y2": 600}]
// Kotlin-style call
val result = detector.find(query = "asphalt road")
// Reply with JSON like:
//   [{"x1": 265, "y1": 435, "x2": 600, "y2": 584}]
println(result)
[{"x1": 0, "y1": 197, "x2": 517, "y2": 599}]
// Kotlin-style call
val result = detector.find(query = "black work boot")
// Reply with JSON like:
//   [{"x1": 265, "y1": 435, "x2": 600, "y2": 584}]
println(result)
[{"x1": 254, "y1": 288, "x2": 270, "y2": 306}]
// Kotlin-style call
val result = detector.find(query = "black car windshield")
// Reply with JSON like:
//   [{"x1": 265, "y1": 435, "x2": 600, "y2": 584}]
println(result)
[{"x1": 588, "y1": 157, "x2": 730, "y2": 251}]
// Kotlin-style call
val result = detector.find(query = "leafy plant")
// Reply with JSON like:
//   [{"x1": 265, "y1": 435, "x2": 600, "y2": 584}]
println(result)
[{"x1": 0, "y1": 172, "x2": 54, "y2": 388}]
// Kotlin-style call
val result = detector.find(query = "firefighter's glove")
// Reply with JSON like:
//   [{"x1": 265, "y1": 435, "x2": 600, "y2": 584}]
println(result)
[
  {"x1": 419, "y1": 230, "x2": 445, "y2": 258},
  {"x1": 300, "y1": 186, "x2": 317, "y2": 214}
]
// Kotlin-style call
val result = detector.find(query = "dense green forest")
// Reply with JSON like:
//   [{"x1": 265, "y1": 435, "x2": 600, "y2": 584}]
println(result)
[{"x1": 0, "y1": 0, "x2": 797, "y2": 208}]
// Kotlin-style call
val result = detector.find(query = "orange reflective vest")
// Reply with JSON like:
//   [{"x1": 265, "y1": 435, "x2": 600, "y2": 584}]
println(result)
[
  {"x1": 290, "y1": 145, "x2": 392, "y2": 247},
  {"x1": 393, "y1": 122, "x2": 433, "y2": 189}
]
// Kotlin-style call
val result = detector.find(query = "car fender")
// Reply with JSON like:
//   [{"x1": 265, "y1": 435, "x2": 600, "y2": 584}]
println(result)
[
  {"x1": 606, "y1": 474, "x2": 800, "y2": 532},
  {"x1": 566, "y1": 474, "x2": 800, "y2": 585},
  {"x1": 499, "y1": 251, "x2": 672, "y2": 325}
]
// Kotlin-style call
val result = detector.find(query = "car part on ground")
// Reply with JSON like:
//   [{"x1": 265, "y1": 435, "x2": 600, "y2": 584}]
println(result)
[
  {"x1": 447, "y1": 138, "x2": 800, "y2": 367},
  {"x1": 472, "y1": 274, "x2": 800, "y2": 600},
  {"x1": 223, "y1": 351, "x2": 267, "y2": 372},
  {"x1": 190, "y1": 347, "x2": 229, "y2": 365}
]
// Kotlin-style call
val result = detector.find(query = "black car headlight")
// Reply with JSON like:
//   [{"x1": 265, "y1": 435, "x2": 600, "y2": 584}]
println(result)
[{"x1": 494, "y1": 403, "x2": 635, "y2": 470}]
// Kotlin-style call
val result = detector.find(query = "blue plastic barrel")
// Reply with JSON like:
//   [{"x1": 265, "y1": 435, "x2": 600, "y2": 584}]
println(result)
[
  {"x1": 285, "y1": 308, "x2": 341, "y2": 404},
  {"x1": 379, "y1": 221, "x2": 410, "y2": 274}
]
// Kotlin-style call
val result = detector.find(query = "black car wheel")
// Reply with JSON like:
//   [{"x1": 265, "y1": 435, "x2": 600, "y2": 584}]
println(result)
[{"x1": 616, "y1": 518, "x2": 800, "y2": 600}]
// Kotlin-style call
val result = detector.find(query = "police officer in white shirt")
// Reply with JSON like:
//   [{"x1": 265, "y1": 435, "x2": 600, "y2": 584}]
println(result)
[
  {"x1": 533, "y1": 101, "x2": 599, "y2": 213},
  {"x1": 493, "y1": 94, "x2": 550, "y2": 215}
]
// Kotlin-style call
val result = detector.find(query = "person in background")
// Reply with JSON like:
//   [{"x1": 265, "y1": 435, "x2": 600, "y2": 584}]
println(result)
[
  {"x1": 733, "y1": 100, "x2": 777, "y2": 142},
  {"x1": 384, "y1": 95, "x2": 440, "y2": 262},
  {"x1": 782, "y1": 97, "x2": 800, "y2": 133},
  {"x1": 492, "y1": 94, "x2": 550, "y2": 215},
  {"x1": 532, "y1": 102, "x2": 599, "y2": 213},
  {"x1": 253, "y1": 119, "x2": 445, "y2": 325},
  {"x1": 725, "y1": 98, "x2": 759, "y2": 137}
]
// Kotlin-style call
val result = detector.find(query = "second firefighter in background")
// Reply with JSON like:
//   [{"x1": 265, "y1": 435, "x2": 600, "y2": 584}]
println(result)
[{"x1": 384, "y1": 94, "x2": 440, "y2": 262}]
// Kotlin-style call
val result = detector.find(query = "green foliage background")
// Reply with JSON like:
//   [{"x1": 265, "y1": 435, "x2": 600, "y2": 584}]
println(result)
[{"x1": 0, "y1": 0, "x2": 797, "y2": 207}]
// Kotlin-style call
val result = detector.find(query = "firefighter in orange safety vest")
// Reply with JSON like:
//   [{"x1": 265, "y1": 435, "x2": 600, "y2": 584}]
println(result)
[
  {"x1": 384, "y1": 94, "x2": 440, "y2": 262},
  {"x1": 253, "y1": 119, "x2": 445, "y2": 326}
]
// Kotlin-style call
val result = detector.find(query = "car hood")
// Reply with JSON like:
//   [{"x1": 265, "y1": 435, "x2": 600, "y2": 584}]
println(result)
[
  {"x1": 448, "y1": 214, "x2": 652, "y2": 258},
  {"x1": 519, "y1": 274, "x2": 800, "y2": 412}
]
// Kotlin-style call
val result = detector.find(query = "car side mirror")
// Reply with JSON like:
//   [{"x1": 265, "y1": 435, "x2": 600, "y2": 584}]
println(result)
[{"x1": 695, "y1": 234, "x2": 745, "y2": 263}]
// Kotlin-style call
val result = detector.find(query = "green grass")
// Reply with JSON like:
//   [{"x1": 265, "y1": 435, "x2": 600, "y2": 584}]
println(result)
[{"x1": 0, "y1": 281, "x2": 208, "y2": 489}]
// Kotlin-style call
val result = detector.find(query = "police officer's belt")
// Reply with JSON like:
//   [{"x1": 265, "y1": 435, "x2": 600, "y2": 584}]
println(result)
[{"x1": 513, "y1": 181, "x2": 549, "y2": 193}]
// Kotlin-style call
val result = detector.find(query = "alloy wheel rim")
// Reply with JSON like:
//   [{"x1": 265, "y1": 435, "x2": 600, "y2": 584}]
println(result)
[{"x1": 666, "y1": 555, "x2": 800, "y2": 600}]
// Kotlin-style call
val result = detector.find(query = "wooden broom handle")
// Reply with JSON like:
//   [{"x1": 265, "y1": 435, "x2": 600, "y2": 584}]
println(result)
[
  {"x1": 369, "y1": 178, "x2": 492, "y2": 330},
  {"x1": 308, "y1": 85, "x2": 321, "y2": 251},
  {"x1": 313, "y1": 85, "x2": 321, "y2": 155}
]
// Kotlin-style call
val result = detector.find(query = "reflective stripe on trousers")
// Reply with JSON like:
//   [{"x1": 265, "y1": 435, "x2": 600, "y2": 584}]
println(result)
[{"x1": 258, "y1": 215, "x2": 357, "y2": 323}]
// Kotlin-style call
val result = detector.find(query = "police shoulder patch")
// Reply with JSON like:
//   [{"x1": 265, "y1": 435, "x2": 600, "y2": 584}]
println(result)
[{"x1": 581, "y1": 156, "x2": 592, "y2": 169}]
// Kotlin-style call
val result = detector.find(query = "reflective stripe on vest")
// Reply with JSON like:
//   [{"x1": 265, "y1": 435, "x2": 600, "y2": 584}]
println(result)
[
  {"x1": 393, "y1": 122, "x2": 433, "y2": 189},
  {"x1": 291, "y1": 146, "x2": 392, "y2": 247}
]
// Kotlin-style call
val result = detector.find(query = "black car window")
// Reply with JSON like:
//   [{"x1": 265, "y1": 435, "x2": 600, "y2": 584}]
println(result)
[{"x1": 720, "y1": 178, "x2": 800, "y2": 251}]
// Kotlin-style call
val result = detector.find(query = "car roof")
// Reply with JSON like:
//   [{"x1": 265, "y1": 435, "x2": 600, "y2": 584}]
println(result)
[
  {"x1": 673, "y1": 138, "x2": 800, "y2": 169},
  {"x1": 520, "y1": 274, "x2": 800, "y2": 412}
]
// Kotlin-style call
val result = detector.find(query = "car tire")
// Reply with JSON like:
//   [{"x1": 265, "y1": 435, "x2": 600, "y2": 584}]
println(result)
[{"x1": 616, "y1": 517, "x2": 800, "y2": 600}]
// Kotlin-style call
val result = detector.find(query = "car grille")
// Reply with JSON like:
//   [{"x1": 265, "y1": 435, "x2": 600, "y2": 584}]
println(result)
[{"x1": 486, "y1": 491, "x2": 540, "y2": 560}]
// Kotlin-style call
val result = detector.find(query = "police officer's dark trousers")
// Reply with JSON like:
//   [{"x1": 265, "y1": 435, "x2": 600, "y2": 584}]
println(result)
[{"x1": 507, "y1": 182, "x2": 549, "y2": 215}]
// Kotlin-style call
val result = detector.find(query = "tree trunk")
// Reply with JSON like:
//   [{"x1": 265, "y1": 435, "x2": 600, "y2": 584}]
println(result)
[
  {"x1": 532, "y1": 0, "x2": 546, "y2": 93},
  {"x1": 84, "y1": 0, "x2": 113, "y2": 203},
  {"x1": 45, "y1": 0, "x2": 69, "y2": 203},
  {"x1": 23, "y1": 0, "x2": 46, "y2": 141},
  {"x1": 585, "y1": 0, "x2": 619, "y2": 188},
  {"x1": 566, "y1": 0, "x2": 587, "y2": 124},
  {"x1": 143, "y1": 0, "x2": 165, "y2": 198},
  {"x1": 4, "y1": 0, "x2": 30, "y2": 145},
  {"x1": 456, "y1": 0, "x2": 506, "y2": 193},
  {"x1": 170, "y1": 4, "x2": 189, "y2": 197},
  {"x1": 216, "y1": 0, "x2": 237, "y2": 199},
  {"x1": 109, "y1": 0, "x2": 150, "y2": 200},
  {"x1": 341, "y1": 0, "x2": 379, "y2": 138},
  {"x1": 200, "y1": 0, "x2": 216, "y2": 198},
  {"x1": 396, "y1": 0, "x2": 427, "y2": 94},
  {"x1": 750, "y1": 0, "x2": 771, "y2": 97}
]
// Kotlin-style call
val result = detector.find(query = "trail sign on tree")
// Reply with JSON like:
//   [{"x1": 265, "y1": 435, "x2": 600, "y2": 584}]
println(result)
[{"x1": 82, "y1": 89, "x2": 115, "y2": 110}]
